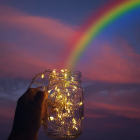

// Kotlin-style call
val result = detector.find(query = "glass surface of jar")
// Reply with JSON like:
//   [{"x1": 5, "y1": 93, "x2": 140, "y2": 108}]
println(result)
[{"x1": 44, "y1": 69, "x2": 84, "y2": 140}]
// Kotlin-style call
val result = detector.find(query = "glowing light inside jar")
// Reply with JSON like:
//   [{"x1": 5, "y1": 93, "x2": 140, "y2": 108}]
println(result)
[
  {"x1": 48, "y1": 90, "x2": 51, "y2": 93},
  {"x1": 79, "y1": 102, "x2": 83, "y2": 105},
  {"x1": 47, "y1": 69, "x2": 83, "y2": 135},
  {"x1": 50, "y1": 117, "x2": 54, "y2": 121}
]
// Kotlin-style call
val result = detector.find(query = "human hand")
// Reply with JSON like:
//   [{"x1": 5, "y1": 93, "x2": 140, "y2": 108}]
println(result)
[{"x1": 8, "y1": 88, "x2": 47, "y2": 140}]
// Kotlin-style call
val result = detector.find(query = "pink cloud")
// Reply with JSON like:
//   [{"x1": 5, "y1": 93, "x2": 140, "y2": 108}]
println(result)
[
  {"x1": 85, "y1": 101, "x2": 140, "y2": 119},
  {"x1": 79, "y1": 43, "x2": 140, "y2": 83},
  {"x1": 84, "y1": 114, "x2": 107, "y2": 119},
  {"x1": 0, "y1": 5, "x2": 77, "y2": 73},
  {"x1": 0, "y1": 100, "x2": 16, "y2": 123},
  {"x1": 84, "y1": 121, "x2": 125, "y2": 130},
  {"x1": 0, "y1": 106, "x2": 14, "y2": 122},
  {"x1": 0, "y1": 5, "x2": 76, "y2": 43},
  {"x1": 0, "y1": 42, "x2": 59, "y2": 79}
]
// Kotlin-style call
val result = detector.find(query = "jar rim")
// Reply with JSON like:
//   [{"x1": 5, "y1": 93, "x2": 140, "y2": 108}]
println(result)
[{"x1": 50, "y1": 69, "x2": 82, "y2": 75}]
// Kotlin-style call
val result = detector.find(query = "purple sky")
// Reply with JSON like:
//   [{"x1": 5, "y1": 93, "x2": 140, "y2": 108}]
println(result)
[{"x1": 0, "y1": 0, "x2": 140, "y2": 139}]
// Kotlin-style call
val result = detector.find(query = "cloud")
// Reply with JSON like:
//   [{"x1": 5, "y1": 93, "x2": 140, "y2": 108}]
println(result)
[
  {"x1": 83, "y1": 116, "x2": 140, "y2": 140},
  {"x1": 85, "y1": 101, "x2": 140, "y2": 119},
  {"x1": 0, "y1": 77, "x2": 30, "y2": 101},
  {"x1": 0, "y1": 42, "x2": 56, "y2": 78},
  {"x1": 82, "y1": 81, "x2": 140, "y2": 119},
  {"x1": 0, "y1": 5, "x2": 76, "y2": 43},
  {"x1": 0, "y1": 5, "x2": 77, "y2": 72},
  {"x1": 78, "y1": 42, "x2": 140, "y2": 83},
  {"x1": 84, "y1": 81, "x2": 140, "y2": 94},
  {"x1": 0, "y1": 99, "x2": 16, "y2": 120}
]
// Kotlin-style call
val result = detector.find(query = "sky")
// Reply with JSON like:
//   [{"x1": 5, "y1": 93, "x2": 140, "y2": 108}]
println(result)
[{"x1": 0, "y1": 0, "x2": 140, "y2": 139}]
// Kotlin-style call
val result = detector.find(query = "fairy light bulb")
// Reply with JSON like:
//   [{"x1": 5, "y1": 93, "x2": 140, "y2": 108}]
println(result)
[
  {"x1": 65, "y1": 73, "x2": 67, "y2": 78},
  {"x1": 50, "y1": 117, "x2": 54, "y2": 121},
  {"x1": 61, "y1": 69, "x2": 64, "y2": 72},
  {"x1": 53, "y1": 69, "x2": 56, "y2": 73},
  {"x1": 71, "y1": 77, "x2": 74, "y2": 81},
  {"x1": 79, "y1": 102, "x2": 83, "y2": 105},
  {"x1": 41, "y1": 74, "x2": 44, "y2": 78},
  {"x1": 55, "y1": 86, "x2": 57, "y2": 91},
  {"x1": 68, "y1": 109, "x2": 70, "y2": 113},
  {"x1": 72, "y1": 118, "x2": 76, "y2": 124}
]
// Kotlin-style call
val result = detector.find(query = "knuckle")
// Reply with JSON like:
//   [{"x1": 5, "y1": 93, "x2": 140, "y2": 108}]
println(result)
[{"x1": 26, "y1": 88, "x2": 34, "y2": 93}]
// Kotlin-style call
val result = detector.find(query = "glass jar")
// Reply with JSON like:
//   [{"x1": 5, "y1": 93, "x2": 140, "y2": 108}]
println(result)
[{"x1": 43, "y1": 69, "x2": 84, "y2": 140}]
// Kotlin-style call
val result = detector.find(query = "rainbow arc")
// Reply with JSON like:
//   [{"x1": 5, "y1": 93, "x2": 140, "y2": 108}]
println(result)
[{"x1": 65, "y1": 0, "x2": 140, "y2": 69}]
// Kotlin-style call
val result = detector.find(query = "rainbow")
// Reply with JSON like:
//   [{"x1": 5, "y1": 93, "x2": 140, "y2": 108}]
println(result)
[{"x1": 65, "y1": 0, "x2": 140, "y2": 69}]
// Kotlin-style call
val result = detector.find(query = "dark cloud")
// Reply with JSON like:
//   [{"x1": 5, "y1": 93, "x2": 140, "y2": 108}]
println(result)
[
  {"x1": 84, "y1": 81, "x2": 140, "y2": 101},
  {"x1": 83, "y1": 81, "x2": 140, "y2": 115},
  {"x1": 84, "y1": 81, "x2": 140, "y2": 94},
  {"x1": 0, "y1": 76, "x2": 50, "y2": 101},
  {"x1": 82, "y1": 116, "x2": 140, "y2": 140},
  {"x1": 0, "y1": 77, "x2": 30, "y2": 94}
]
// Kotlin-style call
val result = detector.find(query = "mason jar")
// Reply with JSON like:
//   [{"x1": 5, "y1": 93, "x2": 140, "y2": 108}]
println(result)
[{"x1": 43, "y1": 69, "x2": 84, "y2": 140}]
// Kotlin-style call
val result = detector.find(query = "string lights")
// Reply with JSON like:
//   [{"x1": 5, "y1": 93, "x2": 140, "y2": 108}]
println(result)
[{"x1": 29, "y1": 69, "x2": 84, "y2": 139}]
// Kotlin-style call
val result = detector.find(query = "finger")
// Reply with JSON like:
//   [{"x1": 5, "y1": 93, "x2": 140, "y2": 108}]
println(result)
[
  {"x1": 42, "y1": 100, "x2": 48, "y2": 120},
  {"x1": 25, "y1": 88, "x2": 40, "y2": 101},
  {"x1": 34, "y1": 91, "x2": 46, "y2": 109},
  {"x1": 18, "y1": 88, "x2": 40, "y2": 106},
  {"x1": 25, "y1": 88, "x2": 40, "y2": 96}
]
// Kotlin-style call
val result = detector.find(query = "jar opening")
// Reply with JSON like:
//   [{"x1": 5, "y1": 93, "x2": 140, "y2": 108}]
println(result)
[
  {"x1": 50, "y1": 69, "x2": 81, "y2": 75},
  {"x1": 49, "y1": 69, "x2": 82, "y2": 83}
]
